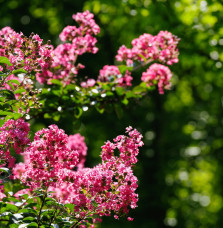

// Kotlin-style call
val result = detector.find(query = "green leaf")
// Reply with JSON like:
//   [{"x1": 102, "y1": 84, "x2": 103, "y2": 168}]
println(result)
[
  {"x1": 95, "y1": 104, "x2": 104, "y2": 114},
  {"x1": 6, "y1": 82, "x2": 15, "y2": 90},
  {"x1": 10, "y1": 224, "x2": 19, "y2": 228},
  {"x1": 0, "y1": 56, "x2": 13, "y2": 66},
  {"x1": 21, "y1": 194, "x2": 29, "y2": 200},
  {"x1": 0, "y1": 110, "x2": 13, "y2": 116},
  {"x1": 18, "y1": 208, "x2": 36, "y2": 216},
  {"x1": 12, "y1": 113, "x2": 23, "y2": 120},
  {"x1": 18, "y1": 224, "x2": 30, "y2": 228},
  {"x1": 140, "y1": 82, "x2": 149, "y2": 88},
  {"x1": 138, "y1": 53, "x2": 147, "y2": 62},
  {"x1": 50, "y1": 79, "x2": 63, "y2": 86},
  {"x1": 66, "y1": 84, "x2": 78, "y2": 90},
  {"x1": 18, "y1": 223, "x2": 38, "y2": 228},
  {"x1": 0, "y1": 89, "x2": 15, "y2": 100},
  {"x1": 6, "y1": 197, "x2": 19, "y2": 203},
  {"x1": 6, "y1": 203, "x2": 18, "y2": 212},
  {"x1": 8, "y1": 79, "x2": 20, "y2": 86},
  {"x1": 0, "y1": 119, "x2": 5, "y2": 127},
  {"x1": 125, "y1": 91, "x2": 136, "y2": 98},
  {"x1": 133, "y1": 85, "x2": 146, "y2": 94},
  {"x1": 53, "y1": 114, "x2": 60, "y2": 122},
  {"x1": 74, "y1": 107, "x2": 83, "y2": 119},
  {"x1": 14, "y1": 89, "x2": 26, "y2": 94},
  {"x1": 122, "y1": 98, "x2": 129, "y2": 105},
  {"x1": 0, "y1": 167, "x2": 10, "y2": 174},
  {"x1": 23, "y1": 217, "x2": 36, "y2": 222},
  {"x1": 65, "y1": 203, "x2": 75, "y2": 211},
  {"x1": 106, "y1": 91, "x2": 114, "y2": 96},
  {"x1": 115, "y1": 87, "x2": 125, "y2": 96},
  {"x1": 11, "y1": 69, "x2": 27, "y2": 75},
  {"x1": 118, "y1": 65, "x2": 133, "y2": 74},
  {"x1": 26, "y1": 222, "x2": 38, "y2": 228}
]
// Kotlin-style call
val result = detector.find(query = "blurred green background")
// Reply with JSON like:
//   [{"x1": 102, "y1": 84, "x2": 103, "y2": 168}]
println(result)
[{"x1": 1, "y1": 0, "x2": 223, "y2": 227}]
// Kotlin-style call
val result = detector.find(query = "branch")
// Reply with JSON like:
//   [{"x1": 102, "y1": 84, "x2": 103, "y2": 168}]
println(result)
[
  {"x1": 37, "y1": 191, "x2": 47, "y2": 228},
  {"x1": 133, "y1": 59, "x2": 153, "y2": 71},
  {"x1": 48, "y1": 207, "x2": 58, "y2": 228}
]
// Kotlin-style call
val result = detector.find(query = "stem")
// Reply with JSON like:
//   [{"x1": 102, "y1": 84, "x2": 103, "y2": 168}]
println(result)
[
  {"x1": 37, "y1": 190, "x2": 48, "y2": 228},
  {"x1": 133, "y1": 59, "x2": 153, "y2": 71},
  {"x1": 48, "y1": 206, "x2": 59, "y2": 228},
  {"x1": 0, "y1": 72, "x2": 10, "y2": 87},
  {"x1": 70, "y1": 218, "x2": 82, "y2": 228},
  {"x1": 62, "y1": 55, "x2": 78, "y2": 90}
]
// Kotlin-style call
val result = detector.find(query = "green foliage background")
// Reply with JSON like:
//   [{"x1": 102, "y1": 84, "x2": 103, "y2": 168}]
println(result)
[{"x1": 1, "y1": 0, "x2": 223, "y2": 227}]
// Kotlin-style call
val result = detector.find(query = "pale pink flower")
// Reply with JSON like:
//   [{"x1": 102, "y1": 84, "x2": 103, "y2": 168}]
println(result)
[{"x1": 141, "y1": 63, "x2": 172, "y2": 94}]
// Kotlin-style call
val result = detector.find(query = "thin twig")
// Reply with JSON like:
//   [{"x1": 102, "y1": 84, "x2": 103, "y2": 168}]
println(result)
[
  {"x1": 132, "y1": 59, "x2": 153, "y2": 71},
  {"x1": 70, "y1": 218, "x2": 82, "y2": 228},
  {"x1": 37, "y1": 190, "x2": 48, "y2": 228},
  {"x1": 48, "y1": 207, "x2": 58, "y2": 228}
]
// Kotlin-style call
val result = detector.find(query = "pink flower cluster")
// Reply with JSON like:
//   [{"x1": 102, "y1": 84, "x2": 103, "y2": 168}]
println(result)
[
  {"x1": 47, "y1": 127, "x2": 143, "y2": 223},
  {"x1": 116, "y1": 31, "x2": 179, "y2": 66},
  {"x1": 12, "y1": 125, "x2": 143, "y2": 225},
  {"x1": 67, "y1": 133, "x2": 88, "y2": 169},
  {"x1": 0, "y1": 119, "x2": 30, "y2": 168},
  {"x1": 141, "y1": 63, "x2": 172, "y2": 94},
  {"x1": 98, "y1": 65, "x2": 133, "y2": 87},
  {"x1": 0, "y1": 27, "x2": 53, "y2": 73},
  {"x1": 37, "y1": 10, "x2": 100, "y2": 84},
  {"x1": 101, "y1": 126, "x2": 143, "y2": 166},
  {"x1": 19, "y1": 125, "x2": 79, "y2": 188}
]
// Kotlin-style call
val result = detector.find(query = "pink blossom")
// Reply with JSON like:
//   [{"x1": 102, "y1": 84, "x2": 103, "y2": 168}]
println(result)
[
  {"x1": 116, "y1": 45, "x2": 133, "y2": 66},
  {"x1": 0, "y1": 119, "x2": 30, "y2": 168},
  {"x1": 81, "y1": 78, "x2": 96, "y2": 88},
  {"x1": 72, "y1": 10, "x2": 100, "y2": 35},
  {"x1": 101, "y1": 126, "x2": 143, "y2": 167},
  {"x1": 59, "y1": 26, "x2": 81, "y2": 42},
  {"x1": 0, "y1": 192, "x2": 6, "y2": 200},
  {"x1": 127, "y1": 217, "x2": 134, "y2": 221},
  {"x1": 154, "y1": 31, "x2": 179, "y2": 65},
  {"x1": 0, "y1": 27, "x2": 53, "y2": 74},
  {"x1": 116, "y1": 31, "x2": 179, "y2": 66},
  {"x1": 141, "y1": 63, "x2": 172, "y2": 94},
  {"x1": 114, "y1": 215, "x2": 119, "y2": 219},
  {"x1": 72, "y1": 34, "x2": 98, "y2": 55},
  {"x1": 21, "y1": 125, "x2": 79, "y2": 188},
  {"x1": 98, "y1": 65, "x2": 132, "y2": 87},
  {"x1": 12, "y1": 162, "x2": 26, "y2": 179},
  {"x1": 37, "y1": 11, "x2": 100, "y2": 84},
  {"x1": 67, "y1": 133, "x2": 88, "y2": 169},
  {"x1": 27, "y1": 126, "x2": 143, "y2": 223},
  {"x1": 131, "y1": 33, "x2": 157, "y2": 61}
]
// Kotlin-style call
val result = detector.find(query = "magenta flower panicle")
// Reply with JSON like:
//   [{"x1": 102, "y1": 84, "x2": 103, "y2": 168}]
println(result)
[
  {"x1": 20, "y1": 125, "x2": 79, "y2": 188},
  {"x1": 37, "y1": 10, "x2": 100, "y2": 85},
  {"x1": 13, "y1": 125, "x2": 143, "y2": 224},
  {"x1": 0, "y1": 118, "x2": 30, "y2": 168},
  {"x1": 141, "y1": 63, "x2": 172, "y2": 94},
  {"x1": 98, "y1": 65, "x2": 133, "y2": 87}
]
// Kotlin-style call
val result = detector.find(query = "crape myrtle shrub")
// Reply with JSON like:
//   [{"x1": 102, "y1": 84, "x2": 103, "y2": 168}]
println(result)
[{"x1": 0, "y1": 10, "x2": 179, "y2": 228}]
